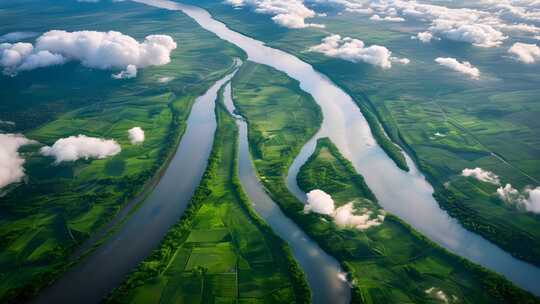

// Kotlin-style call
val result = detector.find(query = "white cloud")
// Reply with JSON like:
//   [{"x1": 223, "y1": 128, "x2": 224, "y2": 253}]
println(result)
[
  {"x1": 508, "y1": 42, "x2": 540, "y2": 63},
  {"x1": 304, "y1": 189, "x2": 335, "y2": 215},
  {"x1": 334, "y1": 202, "x2": 385, "y2": 230},
  {"x1": 461, "y1": 167, "x2": 500, "y2": 185},
  {"x1": 0, "y1": 42, "x2": 64, "y2": 75},
  {"x1": 0, "y1": 32, "x2": 38, "y2": 43},
  {"x1": 327, "y1": 0, "x2": 516, "y2": 47},
  {"x1": 370, "y1": 14, "x2": 405, "y2": 22},
  {"x1": 0, "y1": 134, "x2": 35, "y2": 189},
  {"x1": 128, "y1": 127, "x2": 145, "y2": 144},
  {"x1": 1, "y1": 30, "x2": 177, "y2": 76},
  {"x1": 304, "y1": 189, "x2": 385, "y2": 230},
  {"x1": 435, "y1": 57, "x2": 480, "y2": 79},
  {"x1": 112, "y1": 64, "x2": 137, "y2": 79},
  {"x1": 497, "y1": 184, "x2": 540, "y2": 213},
  {"x1": 309, "y1": 34, "x2": 409, "y2": 69},
  {"x1": 414, "y1": 31, "x2": 434, "y2": 43},
  {"x1": 225, "y1": 0, "x2": 324, "y2": 29},
  {"x1": 40, "y1": 135, "x2": 121, "y2": 163}
]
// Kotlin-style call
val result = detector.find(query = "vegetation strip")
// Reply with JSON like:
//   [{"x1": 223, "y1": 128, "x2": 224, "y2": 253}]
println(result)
[
  {"x1": 0, "y1": 1, "x2": 245, "y2": 301},
  {"x1": 107, "y1": 85, "x2": 309, "y2": 304},
  {"x1": 299, "y1": 138, "x2": 537, "y2": 303},
  {"x1": 230, "y1": 61, "x2": 538, "y2": 303}
]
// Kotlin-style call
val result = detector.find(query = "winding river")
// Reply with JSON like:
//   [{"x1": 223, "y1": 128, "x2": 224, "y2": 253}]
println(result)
[
  {"x1": 222, "y1": 83, "x2": 350, "y2": 303},
  {"x1": 134, "y1": 0, "x2": 540, "y2": 296},
  {"x1": 35, "y1": 72, "x2": 236, "y2": 304}
]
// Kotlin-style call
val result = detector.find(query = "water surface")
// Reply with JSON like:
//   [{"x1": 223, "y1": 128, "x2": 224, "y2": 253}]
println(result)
[
  {"x1": 223, "y1": 83, "x2": 350, "y2": 304},
  {"x1": 133, "y1": 0, "x2": 540, "y2": 295},
  {"x1": 35, "y1": 72, "x2": 235, "y2": 304}
]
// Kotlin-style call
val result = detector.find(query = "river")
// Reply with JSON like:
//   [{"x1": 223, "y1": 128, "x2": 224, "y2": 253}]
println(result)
[
  {"x1": 35, "y1": 71, "x2": 236, "y2": 304},
  {"x1": 133, "y1": 0, "x2": 540, "y2": 296},
  {"x1": 222, "y1": 82, "x2": 350, "y2": 303}
]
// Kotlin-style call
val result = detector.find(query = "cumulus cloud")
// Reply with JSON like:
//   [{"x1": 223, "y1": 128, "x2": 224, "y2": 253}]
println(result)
[
  {"x1": 1, "y1": 30, "x2": 177, "y2": 76},
  {"x1": 0, "y1": 32, "x2": 38, "y2": 43},
  {"x1": 413, "y1": 31, "x2": 434, "y2": 43},
  {"x1": 304, "y1": 189, "x2": 385, "y2": 230},
  {"x1": 40, "y1": 135, "x2": 121, "y2": 163},
  {"x1": 112, "y1": 64, "x2": 137, "y2": 79},
  {"x1": 370, "y1": 14, "x2": 405, "y2": 22},
  {"x1": 462, "y1": 167, "x2": 500, "y2": 185},
  {"x1": 435, "y1": 57, "x2": 480, "y2": 79},
  {"x1": 508, "y1": 42, "x2": 540, "y2": 63},
  {"x1": 304, "y1": 189, "x2": 335, "y2": 215},
  {"x1": 309, "y1": 34, "x2": 409, "y2": 69},
  {"x1": 325, "y1": 0, "x2": 527, "y2": 47},
  {"x1": 225, "y1": 0, "x2": 324, "y2": 29},
  {"x1": 497, "y1": 184, "x2": 540, "y2": 213},
  {"x1": 128, "y1": 127, "x2": 145, "y2": 144},
  {"x1": 0, "y1": 42, "x2": 65, "y2": 75},
  {"x1": 0, "y1": 133, "x2": 35, "y2": 189}
]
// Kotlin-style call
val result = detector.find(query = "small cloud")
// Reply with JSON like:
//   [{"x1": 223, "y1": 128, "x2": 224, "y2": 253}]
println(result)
[
  {"x1": 413, "y1": 31, "x2": 434, "y2": 43},
  {"x1": 370, "y1": 14, "x2": 405, "y2": 22},
  {"x1": 128, "y1": 127, "x2": 145, "y2": 145},
  {"x1": 0, "y1": 32, "x2": 39, "y2": 43},
  {"x1": 0, "y1": 133, "x2": 35, "y2": 189},
  {"x1": 112, "y1": 64, "x2": 137, "y2": 79},
  {"x1": 304, "y1": 189, "x2": 335, "y2": 215},
  {"x1": 309, "y1": 35, "x2": 409, "y2": 69},
  {"x1": 225, "y1": 0, "x2": 324, "y2": 29},
  {"x1": 304, "y1": 189, "x2": 385, "y2": 230},
  {"x1": 435, "y1": 57, "x2": 480, "y2": 79},
  {"x1": 40, "y1": 135, "x2": 121, "y2": 163},
  {"x1": 461, "y1": 167, "x2": 500, "y2": 185},
  {"x1": 508, "y1": 42, "x2": 540, "y2": 64},
  {"x1": 497, "y1": 184, "x2": 540, "y2": 214}
]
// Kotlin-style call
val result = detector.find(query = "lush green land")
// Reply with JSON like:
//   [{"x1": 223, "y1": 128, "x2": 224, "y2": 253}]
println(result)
[
  {"x1": 108, "y1": 87, "x2": 309, "y2": 304},
  {"x1": 0, "y1": 0, "x2": 244, "y2": 301},
  {"x1": 230, "y1": 61, "x2": 537, "y2": 303},
  {"x1": 187, "y1": 0, "x2": 540, "y2": 267},
  {"x1": 299, "y1": 138, "x2": 537, "y2": 303}
]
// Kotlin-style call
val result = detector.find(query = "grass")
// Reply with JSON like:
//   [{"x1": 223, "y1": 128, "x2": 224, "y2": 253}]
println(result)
[
  {"x1": 107, "y1": 87, "x2": 309, "y2": 304},
  {"x1": 0, "y1": 0, "x2": 245, "y2": 301},
  {"x1": 299, "y1": 138, "x2": 537, "y2": 303},
  {"x1": 229, "y1": 61, "x2": 538, "y2": 303},
  {"x1": 187, "y1": 0, "x2": 540, "y2": 267}
]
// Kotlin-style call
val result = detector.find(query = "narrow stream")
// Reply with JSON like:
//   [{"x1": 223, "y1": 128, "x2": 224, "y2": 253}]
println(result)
[
  {"x1": 222, "y1": 83, "x2": 350, "y2": 304},
  {"x1": 35, "y1": 72, "x2": 236, "y2": 304},
  {"x1": 133, "y1": 0, "x2": 540, "y2": 296}
]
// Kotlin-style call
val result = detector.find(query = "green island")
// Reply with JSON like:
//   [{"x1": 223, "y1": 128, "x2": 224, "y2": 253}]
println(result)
[
  {"x1": 0, "y1": 0, "x2": 243, "y2": 301},
  {"x1": 107, "y1": 86, "x2": 309, "y2": 304},
  {"x1": 230, "y1": 61, "x2": 538, "y2": 303},
  {"x1": 299, "y1": 137, "x2": 536, "y2": 303},
  {"x1": 189, "y1": 0, "x2": 540, "y2": 268}
]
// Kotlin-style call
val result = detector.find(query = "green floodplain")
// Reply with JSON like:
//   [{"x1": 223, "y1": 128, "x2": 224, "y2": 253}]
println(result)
[
  {"x1": 186, "y1": 0, "x2": 540, "y2": 267},
  {"x1": 107, "y1": 89, "x2": 308, "y2": 304},
  {"x1": 1, "y1": 0, "x2": 540, "y2": 303},
  {"x1": 229, "y1": 61, "x2": 538, "y2": 303},
  {"x1": 0, "y1": 0, "x2": 243, "y2": 301}
]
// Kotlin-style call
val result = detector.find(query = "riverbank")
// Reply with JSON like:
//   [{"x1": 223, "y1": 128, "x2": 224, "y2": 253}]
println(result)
[
  {"x1": 299, "y1": 138, "x2": 537, "y2": 303},
  {"x1": 107, "y1": 84, "x2": 309, "y2": 304}
]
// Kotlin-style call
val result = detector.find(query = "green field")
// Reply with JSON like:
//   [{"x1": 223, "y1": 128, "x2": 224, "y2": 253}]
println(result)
[
  {"x1": 230, "y1": 61, "x2": 538, "y2": 303},
  {"x1": 107, "y1": 87, "x2": 309, "y2": 304},
  {"x1": 299, "y1": 138, "x2": 537, "y2": 303},
  {"x1": 0, "y1": 0, "x2": 244, "y2": 301},
  {"x1": 187, "y1": 0, "x2": 540, "y2": 267}
]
